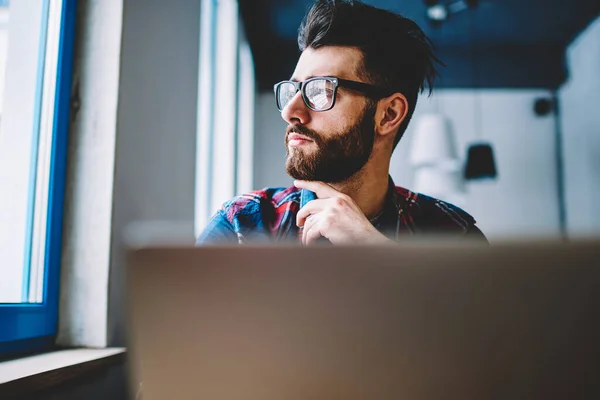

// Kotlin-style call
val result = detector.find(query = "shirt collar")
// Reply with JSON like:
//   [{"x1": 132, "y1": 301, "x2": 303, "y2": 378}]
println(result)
[{"x1": 299, "y1": 186, "x2": 318, "y2": 208}]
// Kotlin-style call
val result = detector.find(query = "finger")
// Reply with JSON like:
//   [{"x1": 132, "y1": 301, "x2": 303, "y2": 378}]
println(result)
[
  {"x1": 296, "y1": 199, "x2": 326, "y2": 227},
  {"x1": 293, "y1": 180, "x2": 340, "y2": 199},
  {"x1": 303, "y1": 217, "x2": 324, "y2": 245},
  {"x1": 301, "y1": 214, "x2": 317, "y2": 245}
]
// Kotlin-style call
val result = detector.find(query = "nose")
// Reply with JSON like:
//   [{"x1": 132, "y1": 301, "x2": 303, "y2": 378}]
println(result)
[{"x1": 281, "y1": 90, "x2": 311, "y2": 125}]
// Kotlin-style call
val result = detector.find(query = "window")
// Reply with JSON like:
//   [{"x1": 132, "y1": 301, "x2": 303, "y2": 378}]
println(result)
[
  {"x1": 0, "y1": 0, "x2": 76, "y2": 359},
  {"x1": 195, "y1": 0, "x2": 255, "y2": 236}
]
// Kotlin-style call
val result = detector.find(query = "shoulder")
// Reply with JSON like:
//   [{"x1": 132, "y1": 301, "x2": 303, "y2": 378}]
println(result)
[
  {"x1": 394, "y1": 186, "x2": 477, "y2": 233},
  {"x1": 220, "y1": 186, "x2": 302, "y2": 224}
]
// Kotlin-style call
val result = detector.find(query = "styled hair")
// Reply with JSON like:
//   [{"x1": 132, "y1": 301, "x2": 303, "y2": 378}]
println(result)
[{"x1": 298, "y1": 0, "x2": 442, "y2": 148}]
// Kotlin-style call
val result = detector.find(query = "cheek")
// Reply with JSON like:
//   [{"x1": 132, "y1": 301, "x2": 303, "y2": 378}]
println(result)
[{"x1": 314, "y1": 113, "x2": 354, "y2": 138}]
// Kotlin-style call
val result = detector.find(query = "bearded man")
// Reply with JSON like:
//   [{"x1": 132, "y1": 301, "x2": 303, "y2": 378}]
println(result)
[{"x1": 197, "y1": 0, "x2": 486, "y2": 245}]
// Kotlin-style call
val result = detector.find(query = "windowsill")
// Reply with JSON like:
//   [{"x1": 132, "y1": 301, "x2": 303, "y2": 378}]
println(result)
[{"x1": 0, "y1": 348, "x2": 126, "y2": 396}]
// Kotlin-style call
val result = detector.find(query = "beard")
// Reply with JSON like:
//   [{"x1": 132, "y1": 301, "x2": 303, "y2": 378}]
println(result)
[{"x1": 285, "y1": 102, "x2": 377, "y2": 183}]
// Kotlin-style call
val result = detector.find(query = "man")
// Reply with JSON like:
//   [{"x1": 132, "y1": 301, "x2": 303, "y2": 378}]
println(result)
[{"x1": 198, "y1": 0, "x2": 486, "y2": 245}]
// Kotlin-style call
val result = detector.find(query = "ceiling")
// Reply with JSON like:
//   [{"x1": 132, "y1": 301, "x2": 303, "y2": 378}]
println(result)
[{"x1": 238, "y1": 0, "x2": 600, "y2": 92}]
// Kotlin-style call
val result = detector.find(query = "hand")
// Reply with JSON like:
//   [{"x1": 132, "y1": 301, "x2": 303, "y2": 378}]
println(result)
[{"x1": 294, "y1": 180, "x2": 392, "y2": 246}]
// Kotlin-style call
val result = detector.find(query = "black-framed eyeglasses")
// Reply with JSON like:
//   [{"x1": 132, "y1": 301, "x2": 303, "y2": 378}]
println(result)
[{"x1": 273, "y1": 76, "x2": 391, "y2": 112}]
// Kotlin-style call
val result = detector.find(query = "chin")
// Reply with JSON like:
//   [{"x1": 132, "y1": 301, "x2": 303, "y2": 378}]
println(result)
[
  {"x1": 288, "y1": 142, "x2": 315, "y2": 151},
  {"x1": 287, "y1": 146, "x2": 314, "y2": 160}
]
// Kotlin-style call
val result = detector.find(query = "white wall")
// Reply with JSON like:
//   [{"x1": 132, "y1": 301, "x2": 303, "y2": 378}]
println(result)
[
  {"x1": 254, "y1": 89, "x2": 561, "y2": 241},
  {"x1": 58, "y1": 0, "x2": 123, "y2": 348},
  {"x1": 560, "y1": 16, "x2": 600, "y2": 238},
  {"x1": 397, "y1": 90, "x2": 560, "y2": 240},
  {"x1": 108, "y1": 0, "x2": 200, "y2": 346}
]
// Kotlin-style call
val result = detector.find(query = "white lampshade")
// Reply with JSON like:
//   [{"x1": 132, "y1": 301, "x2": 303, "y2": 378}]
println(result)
[
  {"x1": 409, "y1": 113, "x2": 460, "y2": 170},
  {"x1": 413, "y1": 166, "x2": 466, "y2": 199}
]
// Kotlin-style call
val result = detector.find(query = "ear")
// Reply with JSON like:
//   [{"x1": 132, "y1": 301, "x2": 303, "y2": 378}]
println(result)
[{"x1": 374, "y1": 92, "x2": 409, "y2": 139}]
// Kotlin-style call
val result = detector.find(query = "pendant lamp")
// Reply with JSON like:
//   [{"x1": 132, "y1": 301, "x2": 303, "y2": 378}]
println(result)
[{"x1": 463, "y1": 6, "x2": 498, "y2": 181}]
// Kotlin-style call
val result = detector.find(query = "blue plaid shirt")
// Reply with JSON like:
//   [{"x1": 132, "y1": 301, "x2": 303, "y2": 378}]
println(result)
[{"x1": 197, "y1": 178, "x2": 486, "y2": 244}]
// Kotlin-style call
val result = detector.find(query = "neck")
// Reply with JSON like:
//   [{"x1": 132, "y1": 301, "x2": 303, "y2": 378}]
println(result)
[{"x1": 330, "y1": 157, "x2": 390, "y2": 220}]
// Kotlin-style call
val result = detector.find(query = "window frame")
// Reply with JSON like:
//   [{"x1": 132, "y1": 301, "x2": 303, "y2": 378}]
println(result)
[
  {"x1": 0, "y1": 0, "x2": 77, "y2": 360},
  {"x1": 195, "y1": 0, "x2": 256, "y2": 237}
]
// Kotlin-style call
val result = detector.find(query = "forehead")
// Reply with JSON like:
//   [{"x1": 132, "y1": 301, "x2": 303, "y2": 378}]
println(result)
[{"x1": 291, "y1": 46, "x2": 364, "y2": 81}]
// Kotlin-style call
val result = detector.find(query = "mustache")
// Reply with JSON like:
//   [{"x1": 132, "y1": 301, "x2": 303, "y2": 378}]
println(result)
[{"x1": 286, "y1": 125, "x2": 320, "y2": 142}]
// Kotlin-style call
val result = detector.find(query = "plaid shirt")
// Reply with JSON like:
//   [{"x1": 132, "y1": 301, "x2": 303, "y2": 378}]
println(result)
[{"x1": 197, "y1": 178, "x2": 486, "y2": 244}]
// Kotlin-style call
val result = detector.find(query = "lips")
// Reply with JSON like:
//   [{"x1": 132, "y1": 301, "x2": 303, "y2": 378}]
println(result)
[{"x1": 288, "y1": 132, "x2": 314, "y2": 142}]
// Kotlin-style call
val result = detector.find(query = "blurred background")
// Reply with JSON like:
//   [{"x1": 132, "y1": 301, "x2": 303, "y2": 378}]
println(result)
[
  {"x1": 243, "y1": 0, "x2": 600, "y2": 241},
  {"x1": 0, "y1": 0, "x2": 599, "y2": 398}
]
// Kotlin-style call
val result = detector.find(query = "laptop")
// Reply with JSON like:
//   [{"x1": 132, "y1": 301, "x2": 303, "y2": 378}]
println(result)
[{"x1": 126, "y1": 240, "x2": 600, "y2": 400}]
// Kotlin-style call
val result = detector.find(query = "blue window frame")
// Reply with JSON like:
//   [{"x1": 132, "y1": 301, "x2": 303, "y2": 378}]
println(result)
[{"x1": 0, "y1": 0, "x2": 76, "y2": 360}]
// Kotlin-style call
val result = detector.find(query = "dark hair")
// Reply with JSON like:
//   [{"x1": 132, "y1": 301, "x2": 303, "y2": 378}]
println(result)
[{"x1": 298, "y1": 0, "x2": 442, "y2": 149}]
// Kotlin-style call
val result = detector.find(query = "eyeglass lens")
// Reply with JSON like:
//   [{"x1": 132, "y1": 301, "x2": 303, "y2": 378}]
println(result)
[{"x1": 277, "y1": 79, "x2": 335, "y2": 111}]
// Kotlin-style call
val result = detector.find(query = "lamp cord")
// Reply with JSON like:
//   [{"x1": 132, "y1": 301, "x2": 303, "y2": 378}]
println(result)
[
  {"x1": 469, "y1": 5, "x2": 483, "y2": 141},
  {"x1": 551, "y1": 91, "x2": 568, "y2": 240}
]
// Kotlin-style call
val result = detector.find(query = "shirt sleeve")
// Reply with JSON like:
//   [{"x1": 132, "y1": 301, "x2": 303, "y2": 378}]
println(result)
[
  {"x1": 196, "y1": 209, "x2": 239, "y2": 245},
  {"x1": 465, "y1": 224, "x2": 489, "y2": 244}
]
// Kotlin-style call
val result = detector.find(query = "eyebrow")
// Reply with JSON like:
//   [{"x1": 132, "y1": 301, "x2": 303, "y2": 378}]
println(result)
[{"x1": 290, "y1": 75, "x2": 316, "y2": 82}]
